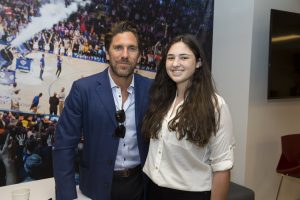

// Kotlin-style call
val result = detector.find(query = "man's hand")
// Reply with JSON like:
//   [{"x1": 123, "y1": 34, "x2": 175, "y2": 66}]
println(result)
[
  {"x1": 0, "y1": 134, "x2": 17, "y2": 185},
  {"x1": 16, "y1": 134, "x2": 26, "y2": 146},
  {"x1": 0, "y1": 134, "x2": 17, "y2": 167},
  {"x1": 47, "y1": 134, "x2": 53, "y2": 146}
]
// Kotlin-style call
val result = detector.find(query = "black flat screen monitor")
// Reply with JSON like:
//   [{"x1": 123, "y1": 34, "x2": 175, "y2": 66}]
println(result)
[{"x1": 268, "y1": 9, "x2": 300, "y2": 99}]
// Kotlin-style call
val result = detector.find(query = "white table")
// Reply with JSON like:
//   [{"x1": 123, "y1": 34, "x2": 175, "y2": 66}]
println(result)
[{"x1": 0, "y1": 178, "x2": 91, "y2": 200}]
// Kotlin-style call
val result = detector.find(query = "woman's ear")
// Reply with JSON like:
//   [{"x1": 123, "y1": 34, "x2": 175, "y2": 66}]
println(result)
[{"x1": 196, "y1": 58, "x2": 202, "y2": 69}]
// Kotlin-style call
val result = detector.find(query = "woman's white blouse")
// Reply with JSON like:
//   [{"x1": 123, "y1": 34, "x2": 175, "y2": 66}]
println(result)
[{"x1": 143, "y1": 95, "x2": 235, "y2": 192}]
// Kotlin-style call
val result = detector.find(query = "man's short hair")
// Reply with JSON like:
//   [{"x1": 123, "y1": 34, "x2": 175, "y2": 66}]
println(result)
[{"x1": 105, "y1": 21, "x2": 141, "y2": 52}]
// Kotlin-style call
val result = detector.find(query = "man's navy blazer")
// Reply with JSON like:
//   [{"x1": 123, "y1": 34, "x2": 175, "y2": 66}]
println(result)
[{"x1": 53, "y1": 68, "x2": 152, "y2": 200}]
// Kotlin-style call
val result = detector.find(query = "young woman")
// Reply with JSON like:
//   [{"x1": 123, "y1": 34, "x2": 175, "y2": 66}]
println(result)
[{"x1": 142, "y1": 34, "x2": 235, "y2": 200}]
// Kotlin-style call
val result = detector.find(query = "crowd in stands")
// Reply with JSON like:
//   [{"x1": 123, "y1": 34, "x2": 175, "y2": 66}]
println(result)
[
  {"x1": 0, "y1": 0, "x2": 213, "y2": 71},
  {"x1": 0, "y1": 110, "x2": 81, "y2": 186},
  {"x1": 0, "y1": 110, "x2": 55, "y2": 186}
]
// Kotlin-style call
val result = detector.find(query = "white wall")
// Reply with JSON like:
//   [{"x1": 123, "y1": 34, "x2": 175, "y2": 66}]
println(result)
[
  {"x1": 212, "y1": 0, "x2": 254, "y2": 184},
  {"x1": 248, "y1": 0, "x2": 300, "y2": 199},
  {"x1": 213, "y1": 0, "x2": 300, "y2": 199}
]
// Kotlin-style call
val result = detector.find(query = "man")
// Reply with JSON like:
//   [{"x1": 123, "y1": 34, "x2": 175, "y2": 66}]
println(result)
[
  {"x1": 40, "y1": 54, "x2": 45, "y2": 80},
  {"x1": 58, "y1": 87, "x2": 65, "y2": 115},
  {"x1": 11, "y1": 90, "x2": 20, "y2": 111},
  {"x1": 11, "y1": 82, "x2": 20, "y2": 94},
  {"x1": 30, "y1": 93, "x2": 42, "y2": 113},
  {"x1": 49, "y1": 92, "x2": 59, "y2": 115},
  {"x1": 56, "y1": 55, "x2": 62, "y2": 78},
  {"x1": 53, "y1": 21, "x2": 152, "y2": 200}
]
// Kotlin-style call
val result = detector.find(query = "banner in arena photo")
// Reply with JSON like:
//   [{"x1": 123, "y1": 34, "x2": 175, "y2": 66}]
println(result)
[
  {"x1": 16, "y1": 57, "x2": 32, "y2": 72},
  {"x1": 0, "y1": 70, "x2": 15, "y2": 85}
]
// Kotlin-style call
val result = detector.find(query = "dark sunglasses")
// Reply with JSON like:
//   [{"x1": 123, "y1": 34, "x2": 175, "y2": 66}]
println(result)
[{"x1": 115, "y1": 109, "x2": 126, "y2": 138}]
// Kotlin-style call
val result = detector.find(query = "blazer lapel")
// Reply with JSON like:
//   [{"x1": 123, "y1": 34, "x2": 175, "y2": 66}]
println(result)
[
  {"x1": 95, "y1": 68, "x2": 117, "y2": 126},
  {"x1": 134, "y1": 76, "x2": 143, "y2": 128}
]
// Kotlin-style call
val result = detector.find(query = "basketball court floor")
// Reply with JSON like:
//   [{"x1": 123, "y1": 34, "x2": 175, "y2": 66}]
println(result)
[{"x1": 0, "y1": 44, "x2": 155, "y2": 114}]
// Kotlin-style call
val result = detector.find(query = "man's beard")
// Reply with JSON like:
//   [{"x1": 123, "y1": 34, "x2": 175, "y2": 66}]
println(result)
[{"x1": 109, "y1": 61, "x2": 136, "y2": 78}]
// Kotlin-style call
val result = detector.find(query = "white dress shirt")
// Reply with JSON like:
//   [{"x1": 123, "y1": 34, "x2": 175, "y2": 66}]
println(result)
[
  {"x1": 108, "y1": 72, "x2": 141, "y2": 170},
  {"x1": 143, "y1": 94, "x2": 235, "y2": 192}
]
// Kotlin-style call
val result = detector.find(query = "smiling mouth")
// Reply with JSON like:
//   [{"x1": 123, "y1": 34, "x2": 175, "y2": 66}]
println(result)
[{"x1": 170, "y1": 70, "x2": 184, "y2": 76}]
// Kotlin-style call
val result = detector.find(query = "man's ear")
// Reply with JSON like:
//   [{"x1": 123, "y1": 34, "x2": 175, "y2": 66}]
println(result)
[{"x1": 106, "y1": 51, "x2": 110, "y2": 61}]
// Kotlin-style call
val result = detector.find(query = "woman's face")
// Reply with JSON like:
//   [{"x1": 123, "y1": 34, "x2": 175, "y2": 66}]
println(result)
[{"x1": 166, "y1": 41, "x2": 201, "y2": 89}]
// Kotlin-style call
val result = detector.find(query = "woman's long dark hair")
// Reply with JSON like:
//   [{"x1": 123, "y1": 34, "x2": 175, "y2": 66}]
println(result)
[{"x1": 142, "y1": 34, "x2": 220, "y2": 147}]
